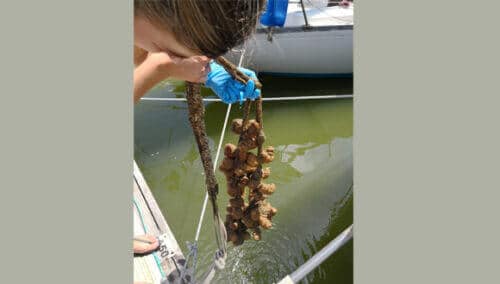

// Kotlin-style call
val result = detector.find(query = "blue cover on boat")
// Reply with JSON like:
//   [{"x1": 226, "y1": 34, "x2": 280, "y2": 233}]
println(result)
[{"x1": 260, "y1": 0, "x2": 289, "y2": 27}]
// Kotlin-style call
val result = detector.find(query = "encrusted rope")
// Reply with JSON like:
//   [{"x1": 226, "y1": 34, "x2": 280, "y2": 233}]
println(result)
[
  {"x1": 184, "y1": 56, "x2": 263, "y2": 281},
  {"x1": 215, "y1": 56, "x2": 263, "y2": 89},
  {"x1": 185, "y1": 55, "x2": 263, "y2": 235},
  {"x1": 185, "y1": 82, "x2": 226, "y2": 255}
]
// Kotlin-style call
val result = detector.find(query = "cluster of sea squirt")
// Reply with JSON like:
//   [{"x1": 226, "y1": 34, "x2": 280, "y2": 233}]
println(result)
[{"x1": 219, "y1": 118, "x2": 277, "y2": 246}]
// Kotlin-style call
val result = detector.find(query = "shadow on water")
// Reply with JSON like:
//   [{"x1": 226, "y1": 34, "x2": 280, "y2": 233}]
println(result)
[{"x1": 134, "y1": 76, "x2": 353, "y2": 283}]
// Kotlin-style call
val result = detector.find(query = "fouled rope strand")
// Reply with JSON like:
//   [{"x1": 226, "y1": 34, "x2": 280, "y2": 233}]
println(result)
[
  {"x1": 185, "y1": 82, "x2": 227, "y2": 260},
  {"x1": 182, "y1": 53, "x2": 248, "y2": 283},
  {"x1": 255, "y1": 97, "x2": 264, "y2": 154},
  {"x1": 215, "y1": 55, "x2": 264, "y2": 133},
  {"x1": 255, "y1": 97, "x2": 263, "y2": 126},
  {"x1": 215, "y1": 56, "x2": 263, "y2": 90},
  {"x1": 219, "y1": 95, "x2": 277, "y2": 245},
  {"x1": 215, "y1": 58, "x2": 278, "y2": 246},
  {"x1": 185, "y1": 83, "x2": 218, "y2": 197},
  {"x1": 242, "y1": 100, "x2": 252, "y2": 130},
  {"x1": 183, "y1": 55, "x2": 264, "y2": 281}
]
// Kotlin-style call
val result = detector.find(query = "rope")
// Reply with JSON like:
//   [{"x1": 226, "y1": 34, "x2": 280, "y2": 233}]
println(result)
[
  {"x1": 195, "y1": 103, "x2": 232, "y2": 241},
  {"x1": 194, "y1": 50, "x2": 246, "y2": 242},
  {"x1": 216, "y1": 56, "x2": 263, "y2": 89},
  {"x1": 183, "y1": 103, "x2": 232, "y2": 281},
  {"x1": 185, "y1": 81, "x2": 227, "y2": 249},
  {"x1": 141, "y1": 94, "x2": 353, "y2": 102},
  {"x1": 193, "y1": 50, "x2": 248, "y2": 242}
]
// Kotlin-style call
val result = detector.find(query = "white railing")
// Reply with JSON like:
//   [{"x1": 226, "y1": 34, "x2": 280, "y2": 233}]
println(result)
[{"x1": 277, "y1": 224, "x2": 353, "y2": 284}]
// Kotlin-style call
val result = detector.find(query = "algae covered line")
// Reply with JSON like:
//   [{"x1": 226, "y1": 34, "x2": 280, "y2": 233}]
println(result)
[
  {"x1": 182, "y1": 54, "x2": 273, "y2": 273},
  {"x1": 185, "y1": 81, "x2": 228, "y2": 256},
  {"x1": 220, "y1": 97, "x2": 278, "y2": 245},
  {"x1": 213, "y1": 56, "x2": 279, "y2": 245}
]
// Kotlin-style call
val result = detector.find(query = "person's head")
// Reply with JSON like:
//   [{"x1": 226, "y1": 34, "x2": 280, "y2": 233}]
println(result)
[{"x1": 134, "y1": 0, "x2": 265, "y2": 59}]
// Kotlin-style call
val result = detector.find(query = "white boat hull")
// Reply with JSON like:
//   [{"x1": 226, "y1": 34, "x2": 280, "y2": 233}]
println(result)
[{"x1": 225, "y1": 4, "x2": 353, "y2": 77}]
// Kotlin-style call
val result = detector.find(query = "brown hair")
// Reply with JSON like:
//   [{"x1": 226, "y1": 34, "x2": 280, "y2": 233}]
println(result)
[{"x1": 134, "y1": 0, "x2": 265, "y2": 58}]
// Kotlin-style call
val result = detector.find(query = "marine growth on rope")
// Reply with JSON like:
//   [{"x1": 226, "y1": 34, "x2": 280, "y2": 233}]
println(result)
[{"x1": 220, "y1": 115, "x2": 278, "y2": 246}]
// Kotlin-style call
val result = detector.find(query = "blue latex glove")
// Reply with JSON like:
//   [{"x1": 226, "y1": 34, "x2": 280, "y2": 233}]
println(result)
[{"x1": 205, "y1": 61, "x2": 261, "y2": 104}]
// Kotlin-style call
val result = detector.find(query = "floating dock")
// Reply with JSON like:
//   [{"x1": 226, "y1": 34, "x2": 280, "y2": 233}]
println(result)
[{"x1": 133, "y1": 161, "x2": 187, "y2": 284}]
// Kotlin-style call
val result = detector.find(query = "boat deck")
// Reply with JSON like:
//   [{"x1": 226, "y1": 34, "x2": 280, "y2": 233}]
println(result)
[
  {"x1": 281, "y1": 3, "x2": 354, "y2": 27},
  {"x1": 133, "y1": 161, "x2": 187, "y2": 284}
]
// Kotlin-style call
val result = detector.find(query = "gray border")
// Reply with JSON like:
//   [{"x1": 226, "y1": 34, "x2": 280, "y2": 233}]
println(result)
[
  {"x1": 1, "y1": 1, "x2": 132, "y2": 283},
  {"x1": 3, "y1": 1, "x2": 500, "y2": 283},
  {"x1": 355, "y1": 1, "x2": 500, "y2": 283}
]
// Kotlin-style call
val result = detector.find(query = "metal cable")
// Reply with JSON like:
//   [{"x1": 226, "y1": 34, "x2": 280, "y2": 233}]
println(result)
[{"x1": 141, "y1": 94, "x2": 352, "y2": 102}]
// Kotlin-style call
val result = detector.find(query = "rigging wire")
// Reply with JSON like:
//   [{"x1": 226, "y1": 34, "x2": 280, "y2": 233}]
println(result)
[{"x1": 141, "y1": 94, "x2": 352, "y2": 102}]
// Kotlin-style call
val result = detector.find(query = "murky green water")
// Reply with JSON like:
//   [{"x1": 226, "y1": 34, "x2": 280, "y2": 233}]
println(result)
[{"x1": 134, "y1": 76, "x2": 353, "y2": 283}]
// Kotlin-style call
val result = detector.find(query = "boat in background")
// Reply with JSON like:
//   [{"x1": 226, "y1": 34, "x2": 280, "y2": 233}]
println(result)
[{"x1": 225, "y1": 0, "x2": 353, "y2": 78}]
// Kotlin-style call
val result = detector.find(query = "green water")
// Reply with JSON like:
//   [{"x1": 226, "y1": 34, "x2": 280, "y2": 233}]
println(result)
[{"x1": 134, "y1": 76, "x2": 353, "y2": 284}]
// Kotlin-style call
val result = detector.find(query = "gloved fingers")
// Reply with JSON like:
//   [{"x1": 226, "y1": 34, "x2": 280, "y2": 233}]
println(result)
[
  {"x1": 207, "y1": 61, "x2": 230, "y2": 82},
  {"x1": 243, "y1": 79, "x2": 256, "y2": 100},
  {"x1": 251, "y1": 88, "x2": 261, "y2": 100},
  {"x1": 239, "y1": 91, "x2": 245, "y2": 104},
  {"x1": 205, "y1": 61, "x2": 261, "y2": 104},
  {"x1": 213, "y1": 82, "x2": 232, "y2": 104},
  {"x1": 239, "y1": 68, "x2": 260, "y2": 99},
  {"x1": 209, "y1": 61, "x2": 223, "y2": 72},
  {"x1": 226, "y1": 84, "x2": 241, "y2": 104}
]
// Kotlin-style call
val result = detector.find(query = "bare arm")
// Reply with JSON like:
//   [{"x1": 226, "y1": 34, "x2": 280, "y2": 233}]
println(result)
[
  {"x1": 133, "y1": 59, "x2": 168, "y2": 103},
  {"x1": 133, "y1": 47, "x2": 211, "y2": 104}
]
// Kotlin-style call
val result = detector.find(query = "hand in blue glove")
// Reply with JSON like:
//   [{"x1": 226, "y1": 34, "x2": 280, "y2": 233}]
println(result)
[{"x1": 205, "y1": 61, "x2": 261, "y2": 104}]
